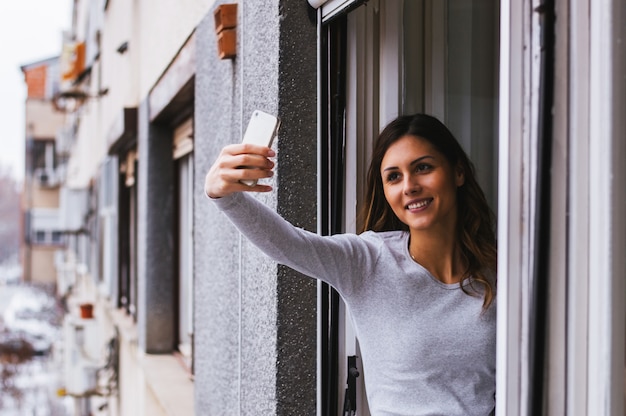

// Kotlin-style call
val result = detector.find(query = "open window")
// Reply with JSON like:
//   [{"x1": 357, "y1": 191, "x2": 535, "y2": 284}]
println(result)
[{"x1": 319, "y1": 1, "x2": 499, "y2": 414}]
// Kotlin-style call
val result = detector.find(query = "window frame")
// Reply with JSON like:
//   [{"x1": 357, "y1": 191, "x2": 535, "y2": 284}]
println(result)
[{"x1": 318, "y1": 2, "x2": 501, "y2": 415}]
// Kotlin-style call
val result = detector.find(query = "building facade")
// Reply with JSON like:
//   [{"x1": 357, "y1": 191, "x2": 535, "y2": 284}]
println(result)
[
  {"x1": 20, "y1": 56, "x2": 67, "y2": 287},
  {"x1": 32, "y1": 0, "x2": 624, "y2": 415}
]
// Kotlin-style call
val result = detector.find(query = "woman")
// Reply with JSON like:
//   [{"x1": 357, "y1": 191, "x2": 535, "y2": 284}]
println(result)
[{"x1": 205, "y1": 113, "x2": 497, "y2": 416}]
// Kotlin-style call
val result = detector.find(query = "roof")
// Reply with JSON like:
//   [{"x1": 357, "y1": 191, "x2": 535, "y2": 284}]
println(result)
[{"x1": 19, "y1": 56, "x2": 60, "y2": 73}]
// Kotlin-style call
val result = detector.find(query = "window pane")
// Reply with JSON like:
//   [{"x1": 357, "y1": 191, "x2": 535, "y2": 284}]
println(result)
[
  {"x1": 403, "y1": 1, "x2": 425, "y2": 115},
  {"x1": 35, "y1": 230, "x2": 46, "y2": 243},
  {"x1": 446, "y1": 0, "x2": 499, "y2": 209},
  {"x1": 51, "y1": 231, "x2": 63, "y2": 244},
  {"x1": 177, "y1": 153, "x2": 194, "y2": 367},
  {"x1": 31, "y1": 141, "x2": 48, "y2": 170}
]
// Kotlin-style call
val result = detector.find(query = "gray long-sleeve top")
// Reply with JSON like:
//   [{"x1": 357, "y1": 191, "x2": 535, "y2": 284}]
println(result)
[{"x1": 212, "y1": 192, "x2": 496, "y2": 416}]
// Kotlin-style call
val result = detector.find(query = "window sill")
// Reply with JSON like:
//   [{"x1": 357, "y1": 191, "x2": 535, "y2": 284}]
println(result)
[{"x1": 141, "y1": 353, "x2": 195, "y2": 415}]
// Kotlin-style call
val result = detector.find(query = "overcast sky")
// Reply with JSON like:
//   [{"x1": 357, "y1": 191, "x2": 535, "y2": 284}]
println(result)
[{"x1": 0, "y1": 0, "x2": 71, "y2": 181}]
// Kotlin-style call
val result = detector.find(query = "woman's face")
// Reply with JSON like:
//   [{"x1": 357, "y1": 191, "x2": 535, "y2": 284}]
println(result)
[{"x1": 380, "y1": 135, "x2": 464, "y2": 235}]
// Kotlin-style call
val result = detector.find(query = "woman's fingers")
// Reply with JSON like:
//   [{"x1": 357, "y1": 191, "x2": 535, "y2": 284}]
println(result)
[
  {"x1": 205, "y1": 145, "x2": 275, "y2": 199},
  {"x1": 233, "y1": 153, "x2": 275, "y2": 170},
  {"x1": 224, "y1": 143, "x2": 275, "y2": 160},
  {"x1": 221, "y1": 164, "x2": 275, "y2": 184}
]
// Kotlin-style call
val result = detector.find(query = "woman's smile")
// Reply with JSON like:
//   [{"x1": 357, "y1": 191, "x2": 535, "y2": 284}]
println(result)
[{"x1": 406, "y1": 198, "x2": 432, "y2": 211}]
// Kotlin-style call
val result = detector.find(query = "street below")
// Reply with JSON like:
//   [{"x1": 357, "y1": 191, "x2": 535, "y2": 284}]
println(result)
[{"x1": 0, "y1": 281, "x2": 70, "y2": 415}]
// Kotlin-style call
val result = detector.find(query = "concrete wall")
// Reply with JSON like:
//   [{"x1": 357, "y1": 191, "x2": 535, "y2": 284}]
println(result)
[{"x1": 194, "y1": 0, "x2": 318, "y2": 414}]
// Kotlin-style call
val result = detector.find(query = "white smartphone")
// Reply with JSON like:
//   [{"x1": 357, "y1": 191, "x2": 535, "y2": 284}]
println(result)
[{"x1": 239, "y1": 110, "x2": 281, "y2": 186}]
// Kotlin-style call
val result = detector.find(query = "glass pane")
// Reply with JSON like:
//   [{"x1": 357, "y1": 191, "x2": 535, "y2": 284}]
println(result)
[
  {"x1": 52, "y1": 231, "x2": 63, "y2": 243},
  {"x1": 403, "y1": 1, "x2": 425, "y2": 115},
  {"x1": 446, "y1": 0, "x2": 500, "y2": 209},
  {"x1": 178, "y1": 154, "x2": 193, "y2": 355}
]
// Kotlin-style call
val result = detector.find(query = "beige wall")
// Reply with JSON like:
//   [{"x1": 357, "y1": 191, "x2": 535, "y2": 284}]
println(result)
[
  {"x1": 25, "y1": 100, "x2": 66, "y2": 138},
  {"x1": 101, "y1": 0, "x2": 137, "y2": 131},
  {"x1": 31, "y1": 186, "x2": 60, "y2": 208},
  {"x1": 67, "y1": 97, "x2": 106, "y2": 188},
  {"x1": 135, "y1": 0, "x2": 216, "y2": 99},
  {"x1": 31, "y1": 248, "x2": 58, "y2": 284},
  {"x1": 99, "y1": 0, "x2": 216, "y2": 128}
]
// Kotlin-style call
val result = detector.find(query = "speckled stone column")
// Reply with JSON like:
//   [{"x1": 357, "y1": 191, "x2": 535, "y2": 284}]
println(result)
[{"x1": 194, "y1": 0, "x2": 318, "y2": 415}]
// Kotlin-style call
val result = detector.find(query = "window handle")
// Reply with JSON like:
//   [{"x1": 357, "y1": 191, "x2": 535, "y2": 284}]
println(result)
[{"x1": 342, "y1": 355, "x2": 359, "y2": 416}]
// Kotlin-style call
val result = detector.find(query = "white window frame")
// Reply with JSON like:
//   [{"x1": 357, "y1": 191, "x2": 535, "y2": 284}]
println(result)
[
  {"x1": 496, "y1": 0, "x2": 531, "y2": 413},
  {"x1": 572, "y1": 1, "x2": 626, "y2": 414},
  {"x1": 497, "y1": 0, "x2": 626, "y2": 414},
  {"x1": 174, "y1": 120, "x2": 194, "y2": 366},
  {"x1": 566, "y1": 4, "x2": 591, "y2": 414},
  {"x1": 309, "y1": 0, "x2": 363, "y2": 22}
]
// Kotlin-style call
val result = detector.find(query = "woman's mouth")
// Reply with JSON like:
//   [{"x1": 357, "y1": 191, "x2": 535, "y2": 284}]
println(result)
[{"x1": 406, "y1": 199, "x2": 432, "y2": 210}]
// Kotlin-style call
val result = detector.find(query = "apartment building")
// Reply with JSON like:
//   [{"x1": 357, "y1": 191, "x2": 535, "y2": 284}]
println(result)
[
  {"x1": 20, "y1": 56, "x2": 67, "y2": 287},
  {"x1": 39, "y1": 0, "x2": 624, "y2": 415}
]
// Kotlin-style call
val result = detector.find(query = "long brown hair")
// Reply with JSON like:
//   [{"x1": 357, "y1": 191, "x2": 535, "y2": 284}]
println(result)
[{"x1": 360, "y1": 114, "x2": 497, "y2": 309}]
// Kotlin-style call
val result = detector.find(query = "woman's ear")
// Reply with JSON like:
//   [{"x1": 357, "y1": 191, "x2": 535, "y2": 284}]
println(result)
[{"x1": 455, "y1": 165, "x2": 465, "y2": 187}]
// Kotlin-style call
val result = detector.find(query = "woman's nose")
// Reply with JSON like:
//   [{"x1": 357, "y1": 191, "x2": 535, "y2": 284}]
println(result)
[{"x1": 403, "y1": 175, "x2": 420, "y2": 195}]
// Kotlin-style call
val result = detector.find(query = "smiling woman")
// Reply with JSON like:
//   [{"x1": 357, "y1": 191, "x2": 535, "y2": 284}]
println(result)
[
  {"x1": 205, "y1": 112, "x2": 498, "y2": 415},
  {"x1": 380, "y1": 136, "x2": 464, "y2": 282},
  {"x1": 362, "y1": 113, "x2": 497, "y2": 303}
]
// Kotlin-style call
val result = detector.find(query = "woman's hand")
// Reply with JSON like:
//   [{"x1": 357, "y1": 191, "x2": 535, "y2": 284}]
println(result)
[{"x1": 205, "y1": 143, "x2": 276, "y2": 199}]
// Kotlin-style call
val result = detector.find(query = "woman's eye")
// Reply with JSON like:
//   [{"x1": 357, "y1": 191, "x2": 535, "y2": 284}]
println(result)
[
  {"x1": 416, "y1": 163, "x2": 432, "y2": 172},
  {"x1": 386, "y1": 172, "x2": 400, "y2": 182}
]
